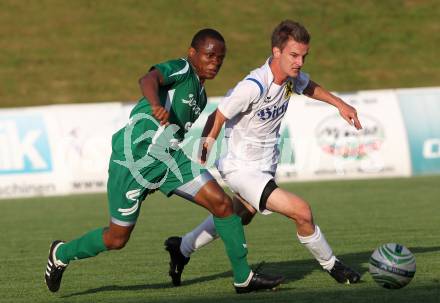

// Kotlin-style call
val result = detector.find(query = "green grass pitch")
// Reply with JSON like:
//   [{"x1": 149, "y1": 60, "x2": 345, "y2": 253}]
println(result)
[{"x1": 0, "y1": 176, "x2": 439, "y2": 303}]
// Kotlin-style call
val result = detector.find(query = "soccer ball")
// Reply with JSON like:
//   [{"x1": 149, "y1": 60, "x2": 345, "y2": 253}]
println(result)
[{"x1": 369, "y1": 243, "x2": 416, "y2": 289}]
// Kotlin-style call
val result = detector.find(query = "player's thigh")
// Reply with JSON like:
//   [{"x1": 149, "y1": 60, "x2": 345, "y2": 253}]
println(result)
[
  {"x1": 224, "y1": 169, "x2": 273, "y2": 215},
  {"x1": 107, "y1": 161, "x2": 153, "y2": 227},
  {"x1": 163, "y1": 151, "x2": 232, "y2": 215},
  {"x1": 158, "y1": 149, "x2": 209, "y2": 197},
  {"x1": 193, "y1": 179, "x2": 233, "y2": 216},
  {"x1": 266, "y1": 188, "x2": 312, "y2": 221}
]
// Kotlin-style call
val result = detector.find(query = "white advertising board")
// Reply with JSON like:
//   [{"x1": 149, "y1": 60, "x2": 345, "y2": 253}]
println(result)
[
  {"x1": 48, "y1": 103, "x2": 127, "y2": 194},
  {"x1": 0, "y1": 106, "x2": 60, "y2": 198},
  {"x1": 0, "y1": 103, "x2": 130, "y2": 199},
  {"x1": 283, "y1": 90, "x2": 411, "y2": 180},
  {"x1": 0, "y1": 88, "x2": 418, "y2": 199}
]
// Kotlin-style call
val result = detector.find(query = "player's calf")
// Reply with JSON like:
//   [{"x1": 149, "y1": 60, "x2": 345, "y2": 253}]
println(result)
[{"x1": 193, "y1": 180, "x2": 234, "y2": 218}]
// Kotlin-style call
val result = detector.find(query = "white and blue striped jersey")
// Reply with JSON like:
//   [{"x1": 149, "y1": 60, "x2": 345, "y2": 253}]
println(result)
[{"x1": 216, "y1": 57, "x2": 310, "y2": 173}]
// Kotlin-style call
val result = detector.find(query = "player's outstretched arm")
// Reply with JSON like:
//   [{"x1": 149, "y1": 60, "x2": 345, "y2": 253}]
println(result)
[
  {"x1": 199, "y1": 109, "x2": 228, "y2": 164},
  {"x1": 138, "y1": 69, "x2": 170, "y2": 125},
  {"x1": 303, "y1": 80, "x2": 362, "y2": 130}
]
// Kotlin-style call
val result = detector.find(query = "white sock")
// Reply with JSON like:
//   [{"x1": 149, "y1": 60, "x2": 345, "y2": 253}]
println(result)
[
  {"x1": 52, "y1": 242, "x2": 68, "y2": 268},
  {"x1": 180, "y1": 215, "x2": 219, "y2": 258},
  {"x1": 233, "y1": 271, "x2": 254, "y2": 287},
  {"x1": 297, "y1": 225, "x2": 336, "y2": 271}
]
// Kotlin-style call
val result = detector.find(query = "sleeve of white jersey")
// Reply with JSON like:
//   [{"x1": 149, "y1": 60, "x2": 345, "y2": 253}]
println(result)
[
  {"x1": 218, "y1": 80, "x2": 261, "y2": 120},
  {"x1": 294, "y1": 71, "x2": 310, "y2": 94}
]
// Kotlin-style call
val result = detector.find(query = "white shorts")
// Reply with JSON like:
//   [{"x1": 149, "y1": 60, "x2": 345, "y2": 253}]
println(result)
[{"x1": 219, "y1": 169, "x2": 275, "y2": 215}]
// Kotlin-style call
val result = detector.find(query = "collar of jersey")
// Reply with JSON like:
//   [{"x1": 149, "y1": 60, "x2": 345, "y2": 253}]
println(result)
[
  {"x1": 184, "y1": 57, "x2": 204, "y2": 85},
  {"x1": 265, "y1": 56, "x2": 293, "y2": 87}
]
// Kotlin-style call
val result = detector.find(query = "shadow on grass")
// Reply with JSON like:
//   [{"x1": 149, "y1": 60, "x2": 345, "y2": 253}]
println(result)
[
  {"x1": 135, "y1": 283, "x2": 440, "y2": 303},
  {"x1": 62, "y1": 246, "x2": 440, "y2": 299}
]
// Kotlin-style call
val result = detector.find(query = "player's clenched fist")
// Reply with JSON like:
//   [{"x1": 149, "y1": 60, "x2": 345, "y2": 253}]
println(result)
[
  {"x1": 152, "y1": 105, "x2": 170, "y2": 126},
  {"x1": 199, "y1": 137, "x2": 216, "y2": 164}
]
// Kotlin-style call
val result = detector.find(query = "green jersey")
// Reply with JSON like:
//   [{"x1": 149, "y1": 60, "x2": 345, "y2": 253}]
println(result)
[
  {"x1": 154, "y1": 57, "x2": 207, "y2": 138},
  {"x1": 107, "y1": 58, "x2": 209, "y2": 223},
  {"x1": 111, "y1": 57, "x2": 207, "y2": 159},
  {"x1": 136, "y1": 57, "x2": 206, "y2": 139}
]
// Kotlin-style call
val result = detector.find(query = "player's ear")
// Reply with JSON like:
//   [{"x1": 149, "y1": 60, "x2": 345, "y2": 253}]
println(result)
[
  {"x1": 272, "y1": 46, "x2": 282, "y2": 58},
  {"x1": 188, "y1": 47, "x2": 197, "y2": 58}
]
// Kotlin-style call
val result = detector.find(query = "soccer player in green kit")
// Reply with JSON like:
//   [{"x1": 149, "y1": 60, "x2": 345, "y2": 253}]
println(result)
[{"x1": 44, "y1": 29, "x2": 283, "y2": 294}]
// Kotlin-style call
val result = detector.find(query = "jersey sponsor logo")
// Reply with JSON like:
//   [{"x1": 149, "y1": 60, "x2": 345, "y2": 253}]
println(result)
[
  {"x1": 182, "y1": 94, "x2": 202, "y2": 116},
  {"x1": 284, "y1": 81, "x2": 294, "y2": 98},
  {"x1": 0, "y1": 115, "x2": 52, "y2": 174},
  {"x1": 256, "y1": 100, "x2": 289, "y2": 121}
]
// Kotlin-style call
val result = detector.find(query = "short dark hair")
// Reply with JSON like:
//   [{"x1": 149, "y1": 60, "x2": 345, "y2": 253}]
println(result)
[
  {"x1": 191, "y1": 28, "x2": 225, "y2": 50},
  {"x1": 271, "y1": 20, "x2": 310, "y2": 50}
]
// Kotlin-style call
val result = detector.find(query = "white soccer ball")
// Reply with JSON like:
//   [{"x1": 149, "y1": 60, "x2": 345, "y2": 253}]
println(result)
[{"x1": 369, "y1": 243, "x2": 416, "y2": 289}]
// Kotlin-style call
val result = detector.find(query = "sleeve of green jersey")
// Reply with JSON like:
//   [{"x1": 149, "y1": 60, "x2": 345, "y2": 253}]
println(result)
[{"x1": 153, "y1": 58, "x2": 189, "y2": 86}]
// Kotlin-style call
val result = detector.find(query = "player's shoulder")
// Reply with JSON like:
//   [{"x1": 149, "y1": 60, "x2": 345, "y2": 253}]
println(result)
[
  {"x1": 169, "y1": 57, "x2": 189, "y2": 68},
  {"x1": 156, "y1": 58, "x2": 192, "y2": 76},
  {"x1": 159, "y1": 57, "x2": 188, "y2": 67},
  {"x1": 248, "y1": 61, "x2": 268, "y2": 82},
  {"x1": 235, "y1": 60, "x2": 268, "y2": 98}
]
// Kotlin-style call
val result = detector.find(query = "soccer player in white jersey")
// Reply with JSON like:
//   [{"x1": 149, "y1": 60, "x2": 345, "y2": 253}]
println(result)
[{"x1": 164, "y1": 20, "x2": 363, "y2": 288}]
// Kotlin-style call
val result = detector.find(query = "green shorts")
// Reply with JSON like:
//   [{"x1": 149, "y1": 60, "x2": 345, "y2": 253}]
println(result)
[{"x1": 107, "y1": 147, "x2": 207, "y2": 226}]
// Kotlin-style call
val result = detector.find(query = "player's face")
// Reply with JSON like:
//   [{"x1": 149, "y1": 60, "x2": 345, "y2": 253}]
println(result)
[
  {"x1": 273, "y1": 38, "x2": 309, "y2": 78},
  {"x1": 188, "y1": 38, "x2": 226, "y2": 81}
]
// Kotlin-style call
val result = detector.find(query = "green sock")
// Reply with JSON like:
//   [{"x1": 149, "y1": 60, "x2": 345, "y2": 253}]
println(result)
[
  {"x1": 213, "y1": 214, "x2": 251, "y2": 284},
  {"x1": 55, "y1": 227, "x2": 107, "y2": 264}
]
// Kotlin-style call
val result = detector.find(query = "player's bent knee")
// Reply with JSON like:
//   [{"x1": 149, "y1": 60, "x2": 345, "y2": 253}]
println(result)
[
  {"x1": 104, "y1": 230, "x2": 131, "y2": 250},
  {"x1": 211, "y1": 194, "x2": 233, "y2": 217},
  {"x1": 104, "y1": 223, "x2": 134, "y2": 250},
  {"x1": 293, "y1": 203, "x2": 313, "y2": 226},
  {"x1": 106, "y1": 236, "x2": 129, "y2": 250}
]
